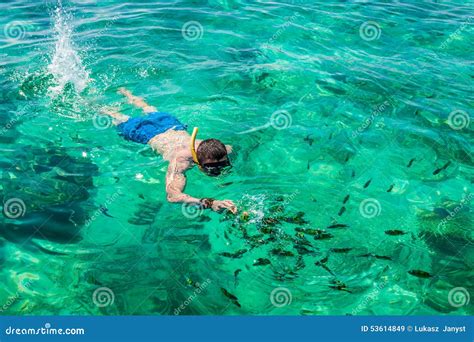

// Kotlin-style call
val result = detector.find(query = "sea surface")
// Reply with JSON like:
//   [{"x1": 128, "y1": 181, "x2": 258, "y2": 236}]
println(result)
[{"x1": 0, "y1": 0, "x2": 472, "y2": 315}]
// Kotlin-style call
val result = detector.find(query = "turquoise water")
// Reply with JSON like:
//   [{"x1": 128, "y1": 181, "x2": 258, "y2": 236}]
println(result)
[{"x1": 0, "y1": 0, "x2": 473, "y2": 315}]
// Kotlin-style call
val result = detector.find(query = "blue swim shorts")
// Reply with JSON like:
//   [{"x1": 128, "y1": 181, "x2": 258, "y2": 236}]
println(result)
[{"x1": 117, "y1": 112, "x2": 187, "y2": 144}]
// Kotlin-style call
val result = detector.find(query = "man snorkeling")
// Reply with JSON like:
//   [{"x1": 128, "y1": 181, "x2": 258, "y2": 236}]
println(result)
[{"x1": 102, "y1": 88, "x2": 237, "y2": 214}]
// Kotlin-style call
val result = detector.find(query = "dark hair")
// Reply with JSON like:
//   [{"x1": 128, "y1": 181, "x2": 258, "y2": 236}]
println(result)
[{"x1": 196, "y1": 139, "x2": 227, "y2": 164}]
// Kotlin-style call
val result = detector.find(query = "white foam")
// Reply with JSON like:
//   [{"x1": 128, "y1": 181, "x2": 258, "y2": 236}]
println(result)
[{"x1": 47, "y1": 6, "x2": 90, "y2": 98}]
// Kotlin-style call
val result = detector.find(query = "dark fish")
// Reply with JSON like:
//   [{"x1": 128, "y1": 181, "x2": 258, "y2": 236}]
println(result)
[
  {"x1": 261, "y1": 217, "x2": 280, "y2": 226},
  {"x1": 363, "y1": 179, "x2": 372, "y2": 188},
  {"x1": 359, "y1": 253, "x2": 392, "y2": 260},
  {"x1": 386, "y1": 184, "x2": 394, "y2": 193},
  {"x1": 315, "y1": 256, "x2": 334, "y2": 275},
  {"x1": 253, "y1": 258, "x2": 271, "y2": 266},
  {"x1": 270, "y1": 248, "x2": 295, "y2": 257},
  {"x1": 138, "y1": 193, "x2": 145, "y2": 200},
  {"x1": 114, "y1": 176, "x2": 120, "y2": 183},
  {"x1": 327, "y1": 223, "x2": 349, "y2": 229},
  {"x1": 314, "y1": 230, "x2": 333, "y2": 240},
  {"x1": 338, "y1": 206, "x2": 346, "y2": 216},
  {"x1": 408, "y1": 270, "x2": 432, "y2": 278},
  {"x1": 234, "y1": 269, "x2": 242, "y2": 287},
  {"x1": 351, "y1": 170, "x2": 355, "y2": 178},
  {"x1": 294, "y1": 245, "x2": 314, "y2": 255},
  {"x1": 221, "y1": 182, "x2": 233, "y2": 186},
  {"x1": 304, "y1": 135, "x2": 314, "y2": 146},
  {"x1": 99, "y1": 205, "x2": 114, "y2": 218},
  {"x1": 295, "y1": 228, "x2": 323, "y2": 236},
  {"x1": 259, "y1": 226, "x2": 276, "y2": 234},
  {"x1": 407, "y1": 158, "x2": 415, "y2": 168},
  {"x1": 433, "y1": 161, "x2": 451, "y2": 175},
  {"x1": 329, "y1": 280, "x2": 352, "y2": 293},
  {"x1": 307, "y1": 161, "x2": 310, "y2": 170},
  {"x1": 220, "y1": 288, "x2": 241, "y2": 307},
  {"x1": 385, "y1": 229, "x2": 407, "y2": 236},
  {"x1": 219, "y1": 249, "x2": 248, "y2": 259},
  {"x1": 342, "y1": 194, "x2": 350, "y2": 204},
  {"x1": 374, "y1": 255, "x2": 392, "y2": 260},
  {"x1": 280, "y1": 212, "x2": 308, "y2": 225},
  {"x1": 433, "y1": 207, "x2": 450, "y2": 219},
  {"x1": 331, "y1": 247, "x2": 352, "y2": 253},
  {"x1": 329, "y1": 132, "x2": 333, "y2": 140}
]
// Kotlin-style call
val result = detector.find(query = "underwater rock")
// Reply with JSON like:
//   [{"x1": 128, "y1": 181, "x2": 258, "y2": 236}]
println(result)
[{"x1": 1, "y1": 145, "x2": 98, "y2": 242}]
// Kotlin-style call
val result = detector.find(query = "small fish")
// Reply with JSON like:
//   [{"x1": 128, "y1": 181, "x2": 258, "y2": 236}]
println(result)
[
  {"x1": 253, "y1": 258, "x2": 271, "y2": 266},
  {"x1": 315, "y1": 256, "x2": 334, "y2": 275},
  {"x1": 219, "y1": 249, "x2": 248, "y2": 259},
  {"x1": 294, "y1": 245, "x2": 314, "y2": 255},
  {"x1": 329, "y1": 280, "x2": 352, "y2": 293},
  {"x1": 360, "y1": 253, "x2": 392, "y2": 260},
  {"x1": 363, "y1": 179, "x2": 372, "y2": 188},
  {"x1": 407, "y1": 158, "x2": 415, "y2": 168},
  {"x1": 270, "y1": 248, "x2": 295, "y2": 257},
  {"x1": 307, "y1": 161, "x2": 310, "y2": 170},
  {"x1": 138, "y1": 193, "x2": 145, "y2": 200},
  {"x1": 303, "y1": 135, "x2": 314, "y2": 146},
  {"x1": 338, "y1": 206, "x2": 346, "y2": 216},
  {"x1": 433, "y1": 161, "x2": 451, "y2": 175},
  {"x1": 261, "y1": 217, "x2": 280, "y2": 226},
  {"x1": 327, "y1": 223, "x2": 349, "y2": 229},
  {"x1": 351, "y1": 170, "x2": 355, "y2": 178},
  {"x1": 344, "y1": 154, "x2": 350, "y2": 163},
  {"x1": 234, "y1": 269, "x2": 242, "y2": 287},
  {"x1": 386, "y1": 184, "x2": 394, "y2": 193},
  {"x1": 314, "y1": 230, "x2": 333, "y2": 240},
  {"x1": 408, "y1": 270, "x2": 432, "y2": 278},
  {"x1": 99, "y1": 205, "x2": 114, "y2": 218},
  {"x1": 342, "y1": 194, "x2": 350, "y2": 204},
  {"x1": 220, "y1": 288, "x2": 241, "y2": 307},
  {"x1": 385, "y1": 229, "x2": 407, "y2": 236},
  {"x1": 280, "y1": 212, "x2": 308, "y2": 225},
  {"x1": 331, "y1": 247, "x2": 352, "y2": 254},
  {"x1": 374, "y1": 255, "x2": 392, "y2": 260},
  {"x1": 295, "y1": 228, "x2": 323, "y2": 236}
]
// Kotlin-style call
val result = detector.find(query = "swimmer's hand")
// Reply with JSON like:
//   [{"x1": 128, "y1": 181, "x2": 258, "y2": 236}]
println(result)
[{"x1": 211, "y1": 200, "x2": 237, "y2": 214}]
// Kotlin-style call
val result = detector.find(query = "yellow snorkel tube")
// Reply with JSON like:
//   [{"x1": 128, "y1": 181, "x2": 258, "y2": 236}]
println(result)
[{"x1": 190, "y1": 127, "x2": 200, "y2": 165}]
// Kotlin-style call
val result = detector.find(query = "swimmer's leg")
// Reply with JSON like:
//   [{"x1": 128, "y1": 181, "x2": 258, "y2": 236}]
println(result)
[
  {"x1": 101, "y1": 108, "x2": 130, "y2": 125},
  {"x1": 118, "y1": 87, "x2": 157, "y2": 114}
]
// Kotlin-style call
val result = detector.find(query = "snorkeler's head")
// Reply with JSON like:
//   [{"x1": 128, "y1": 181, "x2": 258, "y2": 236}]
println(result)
[{"x1": 196, "y1": 139, "x2": 231, "y2": 176}]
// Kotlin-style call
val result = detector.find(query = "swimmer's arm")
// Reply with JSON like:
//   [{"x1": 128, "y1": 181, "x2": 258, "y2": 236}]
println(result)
[
  {"x1": 165, "y1": 157, "x2": 200, "y2": 204},
  {"x1": 165, "y1": 156, "x2": 237, "y2": 213},
  {"x1": 118, "y1": 87, "x2": 157, "y2": 113}
]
